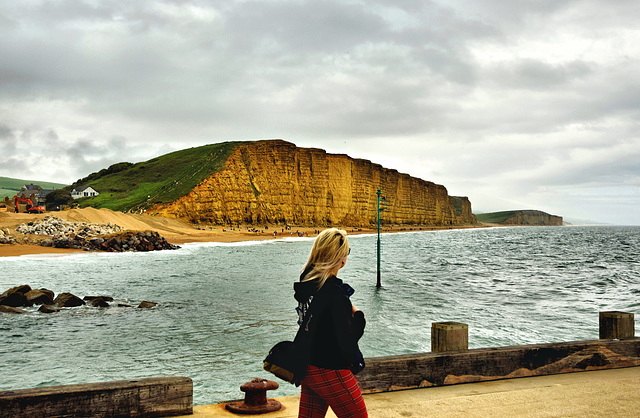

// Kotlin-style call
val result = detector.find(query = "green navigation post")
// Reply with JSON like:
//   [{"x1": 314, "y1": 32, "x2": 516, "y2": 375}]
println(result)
[{"x1": 376, "y1": 188, "x2": 386, "y2": 288}]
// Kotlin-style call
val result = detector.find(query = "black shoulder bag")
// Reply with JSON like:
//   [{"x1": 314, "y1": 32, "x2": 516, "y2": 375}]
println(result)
[{"x1": 263, "y1": 296, "x2": 318, "y2": 386}]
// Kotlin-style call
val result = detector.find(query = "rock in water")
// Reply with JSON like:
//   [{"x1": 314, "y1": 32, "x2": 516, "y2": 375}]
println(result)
[
  {"x1": 0, "y1": 292, "x2": 29, "y2": 307},
  {"x1": 25, "y1": 289, "x2": 54, "y2": 306},
  {"x1": 1, "y1": 285, "x2": 32, "y2": 297},
  {"x1": 87, "y1": 297, "x2": 110, "y2": 308},
  {"x1": 0, "y1": 305, "x2": 28, "y2": 314},
  {"x1": 53, "y1": 293, "x2": 86, "y2": 308},
  {"x1": 83, "y1": 296, "x2": 114, "y2": 302},
  {"x1": 39, "y1": 289, "x2": 55, "y2": 301},
  {"x1": 138, "y1": 301, "x2": 157, "y2": 309},
  {"x1": 38, "y1": 305, "x2": 62, "y2": 314}
]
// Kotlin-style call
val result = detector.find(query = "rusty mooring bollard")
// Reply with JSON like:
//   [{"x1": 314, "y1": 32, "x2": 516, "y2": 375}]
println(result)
[{"x1": 225, "y1": 378, "x2": 282, "y2": 415}]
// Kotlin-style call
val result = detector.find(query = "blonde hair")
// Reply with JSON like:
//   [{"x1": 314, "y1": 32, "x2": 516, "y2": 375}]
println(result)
[{"x1": 301, "y1": 228, "x2": 350, "y2": 289}]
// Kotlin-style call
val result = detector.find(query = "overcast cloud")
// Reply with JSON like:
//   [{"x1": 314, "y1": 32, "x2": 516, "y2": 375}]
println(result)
[{"x1": 1, "y1": 0, "x2": 638, "y2": 224}]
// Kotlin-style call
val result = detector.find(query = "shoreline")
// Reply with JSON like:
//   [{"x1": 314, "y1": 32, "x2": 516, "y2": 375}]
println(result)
[{"x1": 0, "y1": 208, "x2": 488, "y2": 258}]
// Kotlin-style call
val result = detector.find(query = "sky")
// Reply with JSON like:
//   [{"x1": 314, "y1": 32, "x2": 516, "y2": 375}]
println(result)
[{"x1": 1, "y1": 0, "x2": 638, "y2": 225}]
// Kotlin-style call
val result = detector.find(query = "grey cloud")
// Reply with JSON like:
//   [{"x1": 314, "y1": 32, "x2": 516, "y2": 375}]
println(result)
[
  {"x1": 0, "y1": 123, "x2": 14, "y2": 139},
  {"x1": 63, "y1": 138, "x2": 103, "y2": 162},
  {"x1": 0, "y1": 0, "x2": 639, "y2": 224},
  {"x1": 0, "y1": 124, "x2": 18, "y2": 159},
  {"x1": 454, "y1": 0, "x2": 579, "y2": 27},
  {"x1": 46, "y1": 128, "x2": 60, "y2": 143},
  {"x1": 225, "y1": 1, "x2": 388, "y2": 54},
  {"x1": 2, "y1": 157, "x2": 25, "y2": 173},
  {"x1": 492, "y1": 60, "x2": 594, "y2": 90}
]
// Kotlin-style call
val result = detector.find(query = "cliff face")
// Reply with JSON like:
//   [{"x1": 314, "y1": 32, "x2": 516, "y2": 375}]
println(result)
[
  {"x1": 151, "y1": 140, "x2": 478, "y2": 227},
  {"x1": 501, "y1": 210, "x2": 563, "y2": 226}
]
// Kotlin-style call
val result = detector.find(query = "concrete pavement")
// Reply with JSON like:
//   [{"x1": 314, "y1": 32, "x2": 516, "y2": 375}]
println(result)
[{"x1": 185, "y1": 366, "x2": 640, "y2": 417}]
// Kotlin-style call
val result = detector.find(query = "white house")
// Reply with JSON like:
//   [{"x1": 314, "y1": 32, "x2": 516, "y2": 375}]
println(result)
[{"x1": 71, "y1": 186, "x2": 100, "y2": 199}]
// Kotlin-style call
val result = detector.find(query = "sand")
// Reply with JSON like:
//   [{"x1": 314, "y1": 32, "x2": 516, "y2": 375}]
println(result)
[{"x1": 1, "y1": 207, "x2": 476, "y2": 257}]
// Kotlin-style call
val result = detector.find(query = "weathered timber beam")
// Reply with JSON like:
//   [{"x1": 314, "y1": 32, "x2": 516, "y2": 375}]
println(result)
[
  {"x1": 356, "y1": 338, "x2": 640, "y2": 393},
  {"x1": 0, "y1": 376, "x2": 193, "y2": 418}
]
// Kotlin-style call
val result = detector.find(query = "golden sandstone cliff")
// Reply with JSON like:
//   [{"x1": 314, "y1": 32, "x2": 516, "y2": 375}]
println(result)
[{"x1": 151, "y1": 140, "x2": 478, "y2": 227}]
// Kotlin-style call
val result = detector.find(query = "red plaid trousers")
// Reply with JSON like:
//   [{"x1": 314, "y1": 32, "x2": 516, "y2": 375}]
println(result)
[{"x1": 298, "y1": 365, "x2": 368, "y2": 418}]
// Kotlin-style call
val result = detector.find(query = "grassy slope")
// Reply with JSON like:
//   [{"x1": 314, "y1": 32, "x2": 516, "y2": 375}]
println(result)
[
  {"x1": 76, "y1": 141, "x2": 244, "y2": 212},
  {"x1": 0, "y1": 177, "x2": 68, "y2": 199},
  {"x1": 475, "y1": 211, "x2": 520, "y2": 223}
]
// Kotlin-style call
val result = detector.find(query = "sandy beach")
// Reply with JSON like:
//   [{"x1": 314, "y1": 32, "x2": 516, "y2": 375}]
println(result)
[{"x1": 0, "y1": 207, "x2": 484, "y2": 257}]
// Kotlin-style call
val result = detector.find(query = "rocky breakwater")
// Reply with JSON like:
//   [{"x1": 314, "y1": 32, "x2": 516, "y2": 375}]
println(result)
[
  {"x1": 0, "y1": 228, "x2": 15, "y2": 244},
  {"x1": 16, "y1": 215, "x2": 124, "y2": 238},
  {"x1": 0, "y1": 284, "x2": 158, "y2": 314},
  {"x1": 152, "y1": 140, "x2": 478, "y2": 227},
  {"x1": 13, "y1": 216, "x2": 179, "y2": 252}
]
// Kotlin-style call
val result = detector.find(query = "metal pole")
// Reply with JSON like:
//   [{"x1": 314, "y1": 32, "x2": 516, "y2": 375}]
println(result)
[{"x1": 376, "y1": 188, "x2": 382, "y2": 288}]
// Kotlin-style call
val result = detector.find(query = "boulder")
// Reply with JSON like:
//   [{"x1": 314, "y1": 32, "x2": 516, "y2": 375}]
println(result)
[
  {"x1": 39, "y1": 289, "x2": 55, "y2": 301},
  {"x1": 89, "y1": 237, "x2": 104, "y2": 246},
  {"x1": 1, "y1": 284, "x2": 32, "y2": 298},
  {"x1": 0, "y1": 305, "x2": 28, "y2": 314},
  {"x1": 53, "y1": 293, "x2": 85, "y2": 308},
  {"x1": 38, "y1": 305, "x2": 62, "y2": 314},
  {"x1": 0, "y1": 292, "x2": 29, "y2": 307},
  {"x1": 52, "y1": 237, "x2": 73, "y2": 248},
  {"x1": 138, "y1": 301, "x2": 157, "y2": 309},
  {"x1": 87, "y1": 298, "x2": 110, "y2": 308},
  {"x1": 25, "y1": 289, "x2": 54, "y2": 306},
  {"x1": 0, "y1": 236, "x2": 16, "y2": 244},
  {"x1": 83, "y1": 296, "x2": 114, "y2": 302}
]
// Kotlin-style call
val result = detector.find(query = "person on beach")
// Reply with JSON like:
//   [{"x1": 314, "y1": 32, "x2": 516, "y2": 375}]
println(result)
[{"x1": 294, "y1": 228, "x2": 367, "y2": 418}]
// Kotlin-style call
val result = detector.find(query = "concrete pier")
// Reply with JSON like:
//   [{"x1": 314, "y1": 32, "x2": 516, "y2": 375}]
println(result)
[{"x1": 188, "y1": 366, "x2": 640, "y2": 417}]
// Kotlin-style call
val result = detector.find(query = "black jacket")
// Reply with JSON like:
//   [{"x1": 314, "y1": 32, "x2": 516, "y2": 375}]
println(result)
[{"x1": 294, "y1": 273, "x2": 366, "y2": 371}]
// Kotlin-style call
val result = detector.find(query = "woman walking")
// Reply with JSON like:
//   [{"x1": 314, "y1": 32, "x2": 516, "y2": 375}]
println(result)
[{"x1": 294, "y1": 228, "x2": 367, "y2": 418}]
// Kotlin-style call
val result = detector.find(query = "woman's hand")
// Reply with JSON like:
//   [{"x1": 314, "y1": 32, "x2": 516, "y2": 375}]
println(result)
[{"x1": 351, "y1": 305, "x2": 359, "y2": 316}]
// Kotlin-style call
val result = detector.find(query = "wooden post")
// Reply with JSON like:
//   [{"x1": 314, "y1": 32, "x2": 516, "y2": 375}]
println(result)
[
  {"x1": 600, "y1": 311, "x2": 635, "y2": 339},
  {"x1": 431, "y1": 321, "x2": 468, "y2": 352}
]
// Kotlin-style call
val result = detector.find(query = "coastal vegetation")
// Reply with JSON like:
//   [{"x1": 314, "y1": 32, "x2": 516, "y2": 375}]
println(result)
[
  {"x1": 475, "y1": 211, "x2": 521, "y2": 223},
  {"x1": 69, "y1": 142, "x2": 244, "y2": 212}
]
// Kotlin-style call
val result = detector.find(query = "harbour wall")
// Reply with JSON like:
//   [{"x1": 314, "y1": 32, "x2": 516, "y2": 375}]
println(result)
[{"x1": 1, "y1": 311, "x2": 636, "y2": 417}]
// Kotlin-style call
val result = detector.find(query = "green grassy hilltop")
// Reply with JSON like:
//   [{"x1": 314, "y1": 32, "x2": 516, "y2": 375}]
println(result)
[
  {"x1": 72, "y1": 141, "x2": 244, "y2": 212},
  {"x1": 475, "y1": 211, "x2": 520, "y2": 223},
  {"x1": 0, "y1": 177, "x2": 68, "y2": 199}
]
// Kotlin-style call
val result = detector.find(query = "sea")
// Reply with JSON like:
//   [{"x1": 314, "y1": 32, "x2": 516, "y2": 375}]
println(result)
[{"x1": 1, "y1": 225, "x2": 638, "y2": 405}]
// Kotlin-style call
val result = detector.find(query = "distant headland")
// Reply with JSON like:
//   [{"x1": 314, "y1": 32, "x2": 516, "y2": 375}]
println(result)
[{"x1": 476, "y1": 210, "x2": 563, "y2": 226}]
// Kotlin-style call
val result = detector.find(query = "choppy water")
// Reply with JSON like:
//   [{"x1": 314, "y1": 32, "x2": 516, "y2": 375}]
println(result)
[{"x1": 1, "y1": 226, "x2": 638, "y2": 404}]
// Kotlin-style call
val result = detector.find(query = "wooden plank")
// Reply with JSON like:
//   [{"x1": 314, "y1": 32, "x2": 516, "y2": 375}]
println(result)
[
  {"x1": 356, "y1": 338, "x2": 640, "y2": 393},
  {"x1": 0, "y1": 376, "x2": 193, "y2": 418}
]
